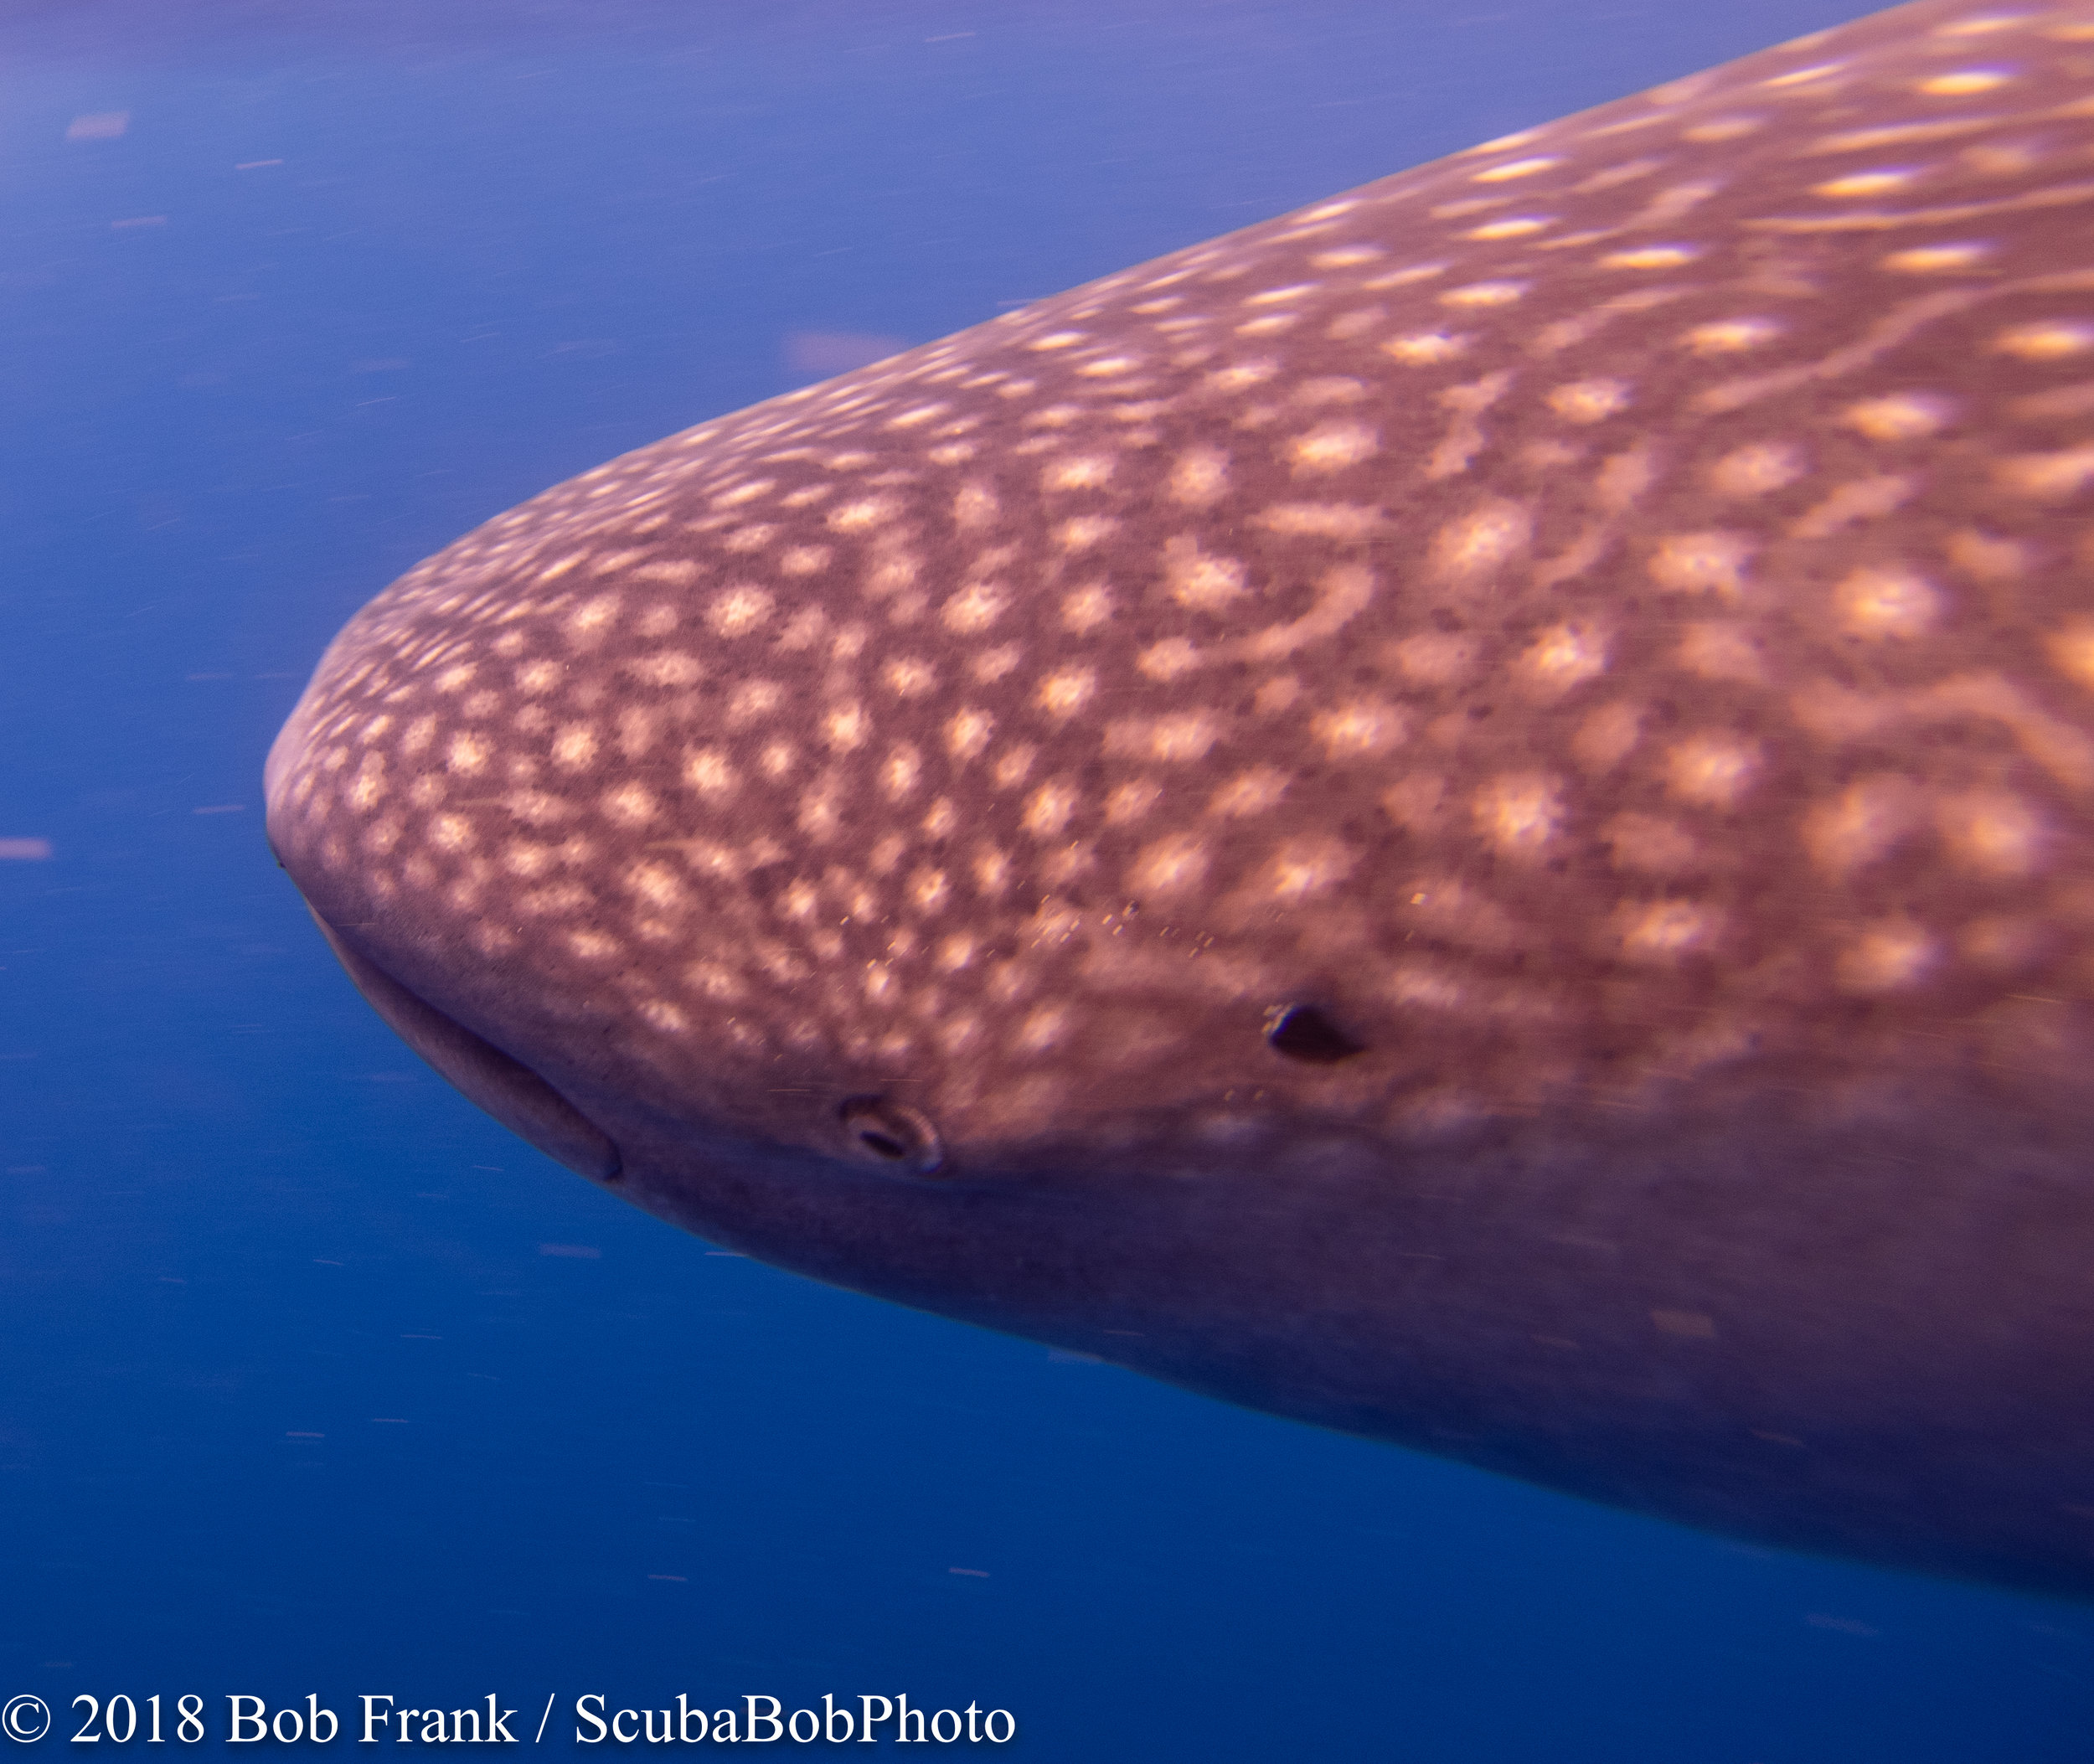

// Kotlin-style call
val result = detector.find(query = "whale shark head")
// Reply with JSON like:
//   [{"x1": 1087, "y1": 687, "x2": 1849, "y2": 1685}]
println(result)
[{"x1": 268, "y1": 0, "x2": 2094, "y2": 1596}]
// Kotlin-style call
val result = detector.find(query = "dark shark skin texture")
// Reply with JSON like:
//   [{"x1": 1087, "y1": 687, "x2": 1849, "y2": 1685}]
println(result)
[{"x1": 268, "y1": 0, "x2": 2094, "y2": 1596}]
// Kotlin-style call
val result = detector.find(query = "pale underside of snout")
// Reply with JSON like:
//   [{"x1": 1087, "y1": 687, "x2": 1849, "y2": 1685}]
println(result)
[{"x1": 297, "y1": 905, "x2": 2094, "y2": 1602}]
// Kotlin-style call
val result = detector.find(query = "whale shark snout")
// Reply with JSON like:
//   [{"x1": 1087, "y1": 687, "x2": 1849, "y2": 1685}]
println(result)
[{"x1": 269, "y1": 0, "x2": 2094, "y2": 1597}]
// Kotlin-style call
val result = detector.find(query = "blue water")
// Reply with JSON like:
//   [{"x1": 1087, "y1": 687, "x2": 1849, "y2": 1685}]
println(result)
[{"x1": 2, "y1": 2, "x2": 2088, "y2": 1756}]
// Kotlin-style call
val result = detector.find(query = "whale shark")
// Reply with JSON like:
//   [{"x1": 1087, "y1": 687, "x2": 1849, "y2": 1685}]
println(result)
[{"x1": 267, "y1": 0, "x2": 2094, "y2": 1596}]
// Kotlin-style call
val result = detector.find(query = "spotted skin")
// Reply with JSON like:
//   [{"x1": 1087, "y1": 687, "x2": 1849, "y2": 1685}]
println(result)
[{"x1": 270, "y1": 0, "x2": 2094, "y2": 1596}]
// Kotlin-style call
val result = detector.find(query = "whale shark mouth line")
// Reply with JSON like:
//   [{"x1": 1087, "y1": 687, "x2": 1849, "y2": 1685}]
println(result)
[{"x1": 307, "y1": 910, "x2": 625, "y2": 1184}]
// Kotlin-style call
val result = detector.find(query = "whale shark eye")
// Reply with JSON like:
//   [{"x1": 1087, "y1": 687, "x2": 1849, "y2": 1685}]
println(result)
[
  {"x1": 838, "y1": 1096, "x2": 946, "y2": 1175},
  {"x1": 1264, "y1": 1003, "x2": 1365, "y2": 1065}
]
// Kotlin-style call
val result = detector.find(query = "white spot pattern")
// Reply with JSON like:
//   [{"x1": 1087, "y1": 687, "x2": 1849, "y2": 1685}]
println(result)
[{"x1": 269, "y1": 0, "x2": 2094, "y2": 1161}]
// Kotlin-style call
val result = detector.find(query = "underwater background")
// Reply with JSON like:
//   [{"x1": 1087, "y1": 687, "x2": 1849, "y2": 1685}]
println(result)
[{"x1": 1, "y1": 0, "x2": 2088, "y2": 1755}]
